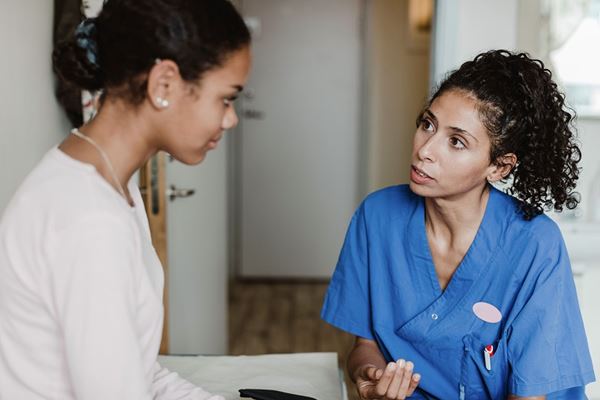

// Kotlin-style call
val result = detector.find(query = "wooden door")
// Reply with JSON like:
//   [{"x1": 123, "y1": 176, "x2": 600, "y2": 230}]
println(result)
[{"x1": 139, "y1": 153, "x2": 169, "y2": 354}]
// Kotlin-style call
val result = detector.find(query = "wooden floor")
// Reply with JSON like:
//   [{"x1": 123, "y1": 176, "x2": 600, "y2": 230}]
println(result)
[{"x1": 228, "y1": 280, "x2": 359, "y2": 400}]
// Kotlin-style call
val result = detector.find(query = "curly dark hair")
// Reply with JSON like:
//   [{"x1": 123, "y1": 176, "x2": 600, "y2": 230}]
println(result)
[{"x1": 429, "y1": 50, "x2": 581, "y2": 220}]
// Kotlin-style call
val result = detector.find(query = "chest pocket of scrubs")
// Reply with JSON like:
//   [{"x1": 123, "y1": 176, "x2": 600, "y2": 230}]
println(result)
[{"x1": 460, "y1": 334, "x2": 509, "y2": 400}]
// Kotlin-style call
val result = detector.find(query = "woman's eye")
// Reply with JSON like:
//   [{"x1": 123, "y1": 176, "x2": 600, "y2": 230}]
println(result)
[
  {"x1": 224, "y1": 95, "x2": 238, "y2": 107},
  {"x1": 420, "y1": 118, "x2": 434, "y2": 132},
  {"x1": 449, "y1": 137, "x2": 466, "y2": 149}
]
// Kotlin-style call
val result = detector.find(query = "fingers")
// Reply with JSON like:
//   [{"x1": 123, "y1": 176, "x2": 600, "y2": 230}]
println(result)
[
  {"x1": 373, "y1": 362, "x2": 397, "y2": 398},
  {"x1": 356, "y1": 362, "x2": 394, "y2": 400},
  {"x1": 381, "y1": 360, "x2": 405, "y2": 398},
  {"x1": 374, "y1": 360, "x2": 420, "y2": 400},
  {"x1": 395, "y1": 361, "x2": 413, "y2": 399},
  {"x1": 355, "y1": 365, "x2": 383, "y2": 400},
  {"x1": 364, "y1": 365, "x2": 383, "y2": 381},
  {"x1": 355, "y1": 360, "x2": 421, "y2": 400},
  {"x1": 356, "y1": 379, "x2": 377, "y2": 400},
  {"x1": 406, "y1": 373, "x2": 421, "y2": 397}
]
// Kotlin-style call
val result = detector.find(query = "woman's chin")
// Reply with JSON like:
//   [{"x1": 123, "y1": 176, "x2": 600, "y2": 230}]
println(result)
[
  {"x1": 408, "y1": 181, "x2": 424, "y2": 194},
  {"x1": 190, "y1": 152, "x2": 207, "y2": 165},
  {"x1": 169, "y1": 150, "x2": 207, "y2": 166},
  {"x1": 409, "y1": 181, "x2": 436, "y2": 197}
]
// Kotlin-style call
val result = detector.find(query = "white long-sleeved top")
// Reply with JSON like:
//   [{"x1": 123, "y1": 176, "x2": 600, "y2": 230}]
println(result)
[{"x1": 0, "y1": 147, "x2": 222, "y2": 400}]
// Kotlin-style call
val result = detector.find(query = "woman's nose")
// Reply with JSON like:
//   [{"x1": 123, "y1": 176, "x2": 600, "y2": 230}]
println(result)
[
  {"x1": 222, "y1": 107, "x2": 239, "y2": 130},
  {"x1": 417, "y1": 135, "x2": 437, "y2": 162}
]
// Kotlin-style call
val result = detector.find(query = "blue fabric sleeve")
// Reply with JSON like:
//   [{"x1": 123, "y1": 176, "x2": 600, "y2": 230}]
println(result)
[
  {"x1": 321, "y1": 203, "x2": 375, "y2": 340},
  {"x1": 507, "y1": 233, "x2": 595, "y2": 397}
]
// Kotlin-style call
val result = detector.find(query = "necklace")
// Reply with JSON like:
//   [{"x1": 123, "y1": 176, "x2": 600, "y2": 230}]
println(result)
[{"x1": 70, "y1": 128, "x2": 128, "y2": 202}]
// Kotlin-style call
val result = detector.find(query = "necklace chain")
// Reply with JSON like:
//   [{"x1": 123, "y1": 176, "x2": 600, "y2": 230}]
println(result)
[{"x1": 70, "y1": 128, "x2": 128, "y2": 201}]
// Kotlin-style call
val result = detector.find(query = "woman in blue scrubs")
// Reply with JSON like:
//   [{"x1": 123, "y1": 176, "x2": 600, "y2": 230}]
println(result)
[{"x1": 321, "y1": 50, "x2": 595, "y2": 400}]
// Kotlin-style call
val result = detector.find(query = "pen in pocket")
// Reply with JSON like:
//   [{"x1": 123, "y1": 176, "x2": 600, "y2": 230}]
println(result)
[{"x1": 484, "y1": 345, "x2": 494, "y2": 371}]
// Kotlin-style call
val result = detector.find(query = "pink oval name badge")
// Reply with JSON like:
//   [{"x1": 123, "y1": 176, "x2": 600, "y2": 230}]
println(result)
[{"x1": 472, "y1": 302, "x2": 502, "y2": 323}]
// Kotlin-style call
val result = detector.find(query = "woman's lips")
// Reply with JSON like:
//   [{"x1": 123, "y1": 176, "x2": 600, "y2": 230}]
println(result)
[
  {"x1": 410, "y1": 165, "x2": 433, "y2": 184},
  {"x1": 207, "y1": 134, "x2": 223, "y2": 149}
]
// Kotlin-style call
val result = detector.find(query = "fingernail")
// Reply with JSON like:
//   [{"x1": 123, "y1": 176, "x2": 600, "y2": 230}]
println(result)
[
  {"x1": 413, "y1": 373, "x2": 421, "y2": 381},
  {"x1": 397, "y1": 359, "x2": 405, "y2": 368},
  {"x1": 388, "y1": 362, "x2": 397, "y2": 371}
]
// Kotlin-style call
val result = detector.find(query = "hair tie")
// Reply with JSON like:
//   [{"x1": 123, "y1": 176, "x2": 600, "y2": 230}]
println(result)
[{"x1": 75, "y1": 18, "x2": 100, "y2": 68}]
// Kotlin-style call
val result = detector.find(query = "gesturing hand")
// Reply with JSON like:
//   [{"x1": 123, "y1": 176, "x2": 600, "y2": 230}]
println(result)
[{"x1": 355, "y1": 360, "x2": 421, "y2": 400}]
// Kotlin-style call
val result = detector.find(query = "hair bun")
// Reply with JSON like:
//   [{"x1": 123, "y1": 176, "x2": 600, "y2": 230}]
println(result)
[{"x1": 53, "y1": 18, "x2": 104, "y2": 91}]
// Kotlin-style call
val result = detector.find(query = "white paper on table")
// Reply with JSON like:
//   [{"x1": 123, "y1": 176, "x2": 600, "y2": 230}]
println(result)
[{"x1": 158, "y1": 352, "x2": 344, "y2": 400}]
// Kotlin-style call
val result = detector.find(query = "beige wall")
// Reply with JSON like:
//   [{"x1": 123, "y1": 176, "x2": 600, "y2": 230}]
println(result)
[
  {"x1": 366, "y1": 0, "x2": 431, "y2": 192},
  {"x1": 517, "y1": 0, "x2": 543, "y2": 56},
  {"x1": 0, "y1": 1, "x2": 70, "y2": 212}
]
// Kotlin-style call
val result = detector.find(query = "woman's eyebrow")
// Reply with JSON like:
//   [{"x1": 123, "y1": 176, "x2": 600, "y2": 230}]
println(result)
[
  {"x1": 423, "y1": 109, "x2": 437, "y2": 124},
  {"x1": 448, "y1": 126, "x2": 478, "y2": 142},
  {"x1": 424, "y1": 109, "x2": 478, "y2": 142},
  {"x1": 231, "y1": 84, "x2": 244, "y2": 92}
]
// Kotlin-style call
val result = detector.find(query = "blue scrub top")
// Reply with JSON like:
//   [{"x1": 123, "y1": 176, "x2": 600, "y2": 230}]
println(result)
[{"x1": 322, "y1": 185, "x2": 595, "y2": 399}]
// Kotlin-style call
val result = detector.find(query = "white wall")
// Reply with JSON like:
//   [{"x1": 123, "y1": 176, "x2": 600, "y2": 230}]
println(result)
[
  {"x1": 366, "y1": 0, "x2": 431, "y2": 191},
  {"x1": 432, "y1": 0, "x2": 518, "y2": 86},
  {"x1": 0, "y1": 1, "x2": 70, "y2": 212},
  {"x1": 236, "y1": 0, "x2": 362, "y2": 278}
]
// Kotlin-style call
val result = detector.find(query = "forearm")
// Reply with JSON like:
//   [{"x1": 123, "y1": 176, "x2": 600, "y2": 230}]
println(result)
[
  {"x1": 152, "y1": 362, "x2": 224, "y2": 400},
  {"x1": 347, "y1": 338, "x2": 387, "y2": 382}
]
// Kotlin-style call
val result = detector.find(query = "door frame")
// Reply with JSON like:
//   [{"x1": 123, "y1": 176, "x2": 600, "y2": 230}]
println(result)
[{"x1": 139, "y1": 153, "x2": 170, "y2": 354}]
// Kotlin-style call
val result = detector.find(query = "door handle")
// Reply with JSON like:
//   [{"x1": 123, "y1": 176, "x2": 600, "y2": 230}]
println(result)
[
  {"x1": 243, "y1": 109, "x2": 265, "y2": 119},
  {"x1": 166, "y1": 184, "x2": 195, "y2": 201}
]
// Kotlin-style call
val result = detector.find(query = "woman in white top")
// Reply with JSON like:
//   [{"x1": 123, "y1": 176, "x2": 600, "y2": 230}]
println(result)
[{"x1": 0, "y1": 0, "x2": 251, "y2": 399}]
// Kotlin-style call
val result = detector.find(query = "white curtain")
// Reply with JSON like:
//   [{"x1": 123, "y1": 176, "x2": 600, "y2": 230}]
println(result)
[{"x1": 542, "y1": 0, "x2": 591, "y2": 53}]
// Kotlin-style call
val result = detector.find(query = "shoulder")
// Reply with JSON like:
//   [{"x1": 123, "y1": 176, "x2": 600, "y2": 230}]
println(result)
[
  {"x1": 511, "y1": 210, "x2": 563, "y2": 249},
  {"x1": 526, "y1": 213, "x2": 562, "y2": 237},
  {"x1": 490, "y1": 187, "x2": 563, "y2": 248},
  {"x1": 501, "y1": 206, "x2": 567, "y2": 281},
  {"x1": 1, "y1": 148, "x2": 134, "y2": 238}
]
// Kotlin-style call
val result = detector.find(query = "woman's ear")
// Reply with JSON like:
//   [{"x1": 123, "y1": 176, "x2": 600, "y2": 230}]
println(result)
[
  {"x1": 146, "y1": 59, "x2": 180, "y2": 110},
  {"x1": 487, "y1": 153, "x2": 517, "y2": 183}
]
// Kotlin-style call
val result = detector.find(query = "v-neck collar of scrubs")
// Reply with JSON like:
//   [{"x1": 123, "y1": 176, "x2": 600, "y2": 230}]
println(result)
[{"x1": 400, "y1": 185, "x2": 504, "y2": 342}]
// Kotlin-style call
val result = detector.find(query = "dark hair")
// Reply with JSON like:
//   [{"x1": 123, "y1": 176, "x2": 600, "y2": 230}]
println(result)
[
  {"x1": 53, "y1": 0, "x2": 250, "y2": 105},
  {"x1": 427, "y1": 50, "x2": 581, "y2": 220}
]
